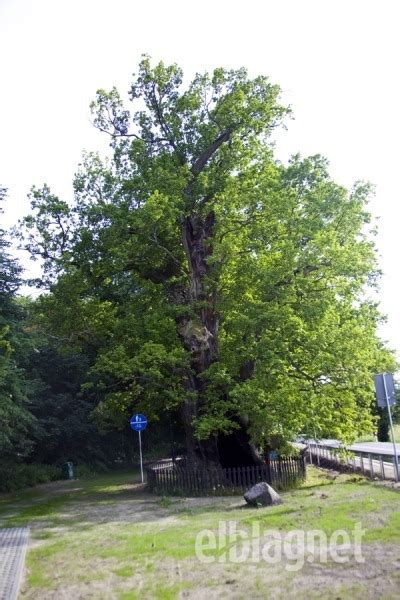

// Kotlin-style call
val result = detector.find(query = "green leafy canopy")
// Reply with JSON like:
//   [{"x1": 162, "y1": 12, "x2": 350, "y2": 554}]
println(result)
[{"x1": 15, "y1": 58, "x2": 396, "y2": 452}]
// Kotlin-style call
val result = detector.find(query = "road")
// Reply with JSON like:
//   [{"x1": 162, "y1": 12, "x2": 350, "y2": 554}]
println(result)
[{"x1": 315, "y1": 439, "x2": 400, "y2": 457}]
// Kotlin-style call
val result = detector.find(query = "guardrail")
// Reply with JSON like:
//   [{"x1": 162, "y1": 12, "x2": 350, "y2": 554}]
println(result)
[{"x1": 306, "y1": 442, "x2": 399, "y2": 482}]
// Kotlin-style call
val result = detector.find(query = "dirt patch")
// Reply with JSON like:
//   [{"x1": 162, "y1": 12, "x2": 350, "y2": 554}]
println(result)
[
  {"x1": 35, "y1": 541, "x2": 398, "y2": 600},
  {"x1": 145, "y1": 541, "x2": 400, "y2": 600}
]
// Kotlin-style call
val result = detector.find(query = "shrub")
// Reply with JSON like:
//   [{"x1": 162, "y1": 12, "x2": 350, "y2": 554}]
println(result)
[
  {"x1": 0, "y1": 462, "x2": 63, "y2": 493},
  {"x1": 73, "y1": 464, "x2": 98, "y2": 479}
]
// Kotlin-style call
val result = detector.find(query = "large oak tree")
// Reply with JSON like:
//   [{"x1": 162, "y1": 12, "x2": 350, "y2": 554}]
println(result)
[{"x1": 18, "y1": 58, "x2": 395, "y2": 466}]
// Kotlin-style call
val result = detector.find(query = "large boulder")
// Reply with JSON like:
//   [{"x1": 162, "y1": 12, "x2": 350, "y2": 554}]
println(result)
[{"x1": 244, "y1": 482, "x2": 282, "y2": 507}]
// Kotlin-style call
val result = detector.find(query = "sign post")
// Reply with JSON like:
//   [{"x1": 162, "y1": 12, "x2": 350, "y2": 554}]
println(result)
[
  {"x1": 130, "y1": 413, "x2": 147, "y2": 483},
  {"x1": 374, "y1": 373, "x2": 398, "y2": 481}
]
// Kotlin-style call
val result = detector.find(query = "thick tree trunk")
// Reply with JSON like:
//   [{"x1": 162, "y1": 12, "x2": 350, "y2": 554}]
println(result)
[
  {"x1": 171, "y1": 128, "x2": 261, "y2": 466},
  {"x1": 218, "y1": 425, "x2": 264, "y2": 467},
  {"x1": 177, "y1": 211, "x2": 219, "y2": 463},
  {"x1": 175, "y1": 210, "x2": 261, "y2": 466}
]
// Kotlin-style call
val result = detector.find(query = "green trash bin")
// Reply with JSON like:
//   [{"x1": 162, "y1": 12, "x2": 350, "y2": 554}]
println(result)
[{"x1": 63, "y1": 462, "x2": 74, "y2": 480}]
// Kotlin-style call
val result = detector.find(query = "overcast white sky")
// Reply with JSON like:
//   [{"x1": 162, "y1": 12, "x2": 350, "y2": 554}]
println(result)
[{"x1": 1, "y1": 0, "x2": 399, "y2": 356}]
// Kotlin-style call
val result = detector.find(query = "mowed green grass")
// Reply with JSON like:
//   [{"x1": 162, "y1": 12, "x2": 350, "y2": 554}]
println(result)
[{"x1": 1, "y1": 467, "x2": 399, "y2": 599}]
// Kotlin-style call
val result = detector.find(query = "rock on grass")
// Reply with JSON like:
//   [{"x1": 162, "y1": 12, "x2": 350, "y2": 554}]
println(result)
[{"x1": 244, "y1": 482, "x2": 283, "y2": 507}]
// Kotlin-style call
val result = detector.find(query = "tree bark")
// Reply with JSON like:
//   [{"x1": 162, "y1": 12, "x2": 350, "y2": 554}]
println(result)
[
  {"x1": 176, "y1": 210, "x2": 220, "y2": 463},
  {"x1": 174, "y1": 211, "x2": 263, "y2": 467},
  {"x1": 172, "y1": 129, "x2": 261, "y2": 466}
]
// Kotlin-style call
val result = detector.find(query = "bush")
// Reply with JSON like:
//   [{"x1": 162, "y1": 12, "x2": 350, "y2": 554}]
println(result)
[
  {"x1": 0, "y1": 462, "x2": 63, "y2": 493},
  {"x1": 73, "y1": 464, "x2": 99, "y2": 479},
  {"x1": 0, "y1": 460, "x2": 114, "y2": 493}
]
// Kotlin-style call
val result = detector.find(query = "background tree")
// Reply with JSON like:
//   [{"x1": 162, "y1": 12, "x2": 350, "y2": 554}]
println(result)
[
  {"x1": 0, "y1": 187, "x2": 34, "y2": 460},
  {"x1": 1, "y1": 187, "x2": 139, "y2": 490},
  {"x1": 17, "y1": 58, "x2": 396, "y2": 466}
]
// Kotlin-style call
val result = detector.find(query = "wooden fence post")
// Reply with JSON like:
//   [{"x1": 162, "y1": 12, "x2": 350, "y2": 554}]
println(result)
[{"x1": 145, "y1": 455, "x2": 306, "y2": 496}]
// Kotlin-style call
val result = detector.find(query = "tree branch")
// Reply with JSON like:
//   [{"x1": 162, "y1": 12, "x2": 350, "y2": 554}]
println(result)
[{"x1": 191, "y1": 128, "x2": 232, "y2": 176}]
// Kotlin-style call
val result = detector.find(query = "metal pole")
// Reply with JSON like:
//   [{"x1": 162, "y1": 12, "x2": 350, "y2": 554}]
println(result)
[
  {"x1": 380, "y1": 455, "x2": 385, "y2": 480},
  {"x1": 139, "y1": 430, "x2": 144, "y2": 484},
  {"x1": 313, "y1": 429, "x2": 320, "y2": 466},
  {"x1": 382, "y1": 374, "x2": 399, "y2": 482}
]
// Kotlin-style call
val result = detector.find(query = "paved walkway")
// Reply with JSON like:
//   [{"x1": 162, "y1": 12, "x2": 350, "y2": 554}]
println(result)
[{"x1": 0, "y1": 528, "x2": 29, "y2": 600}]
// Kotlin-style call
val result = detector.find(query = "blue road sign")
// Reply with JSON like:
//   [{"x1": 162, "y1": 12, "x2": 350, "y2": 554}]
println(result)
[
  {"x1": 374, "y1": 373, "x2": 396, "y2": 408},
  {"x1": 130, "y1": 413, "x2": 147, "y2": 431}
]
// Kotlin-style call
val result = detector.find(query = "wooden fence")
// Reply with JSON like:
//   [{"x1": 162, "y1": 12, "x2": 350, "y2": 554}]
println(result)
[{"x1": 145, "y1": 456, "x2": 306, "y2": 496}]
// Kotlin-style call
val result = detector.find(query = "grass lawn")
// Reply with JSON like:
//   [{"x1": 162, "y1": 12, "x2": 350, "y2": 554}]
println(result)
[{"x1": 1, "y1": 467, "x2": 399, "y2": 599}]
